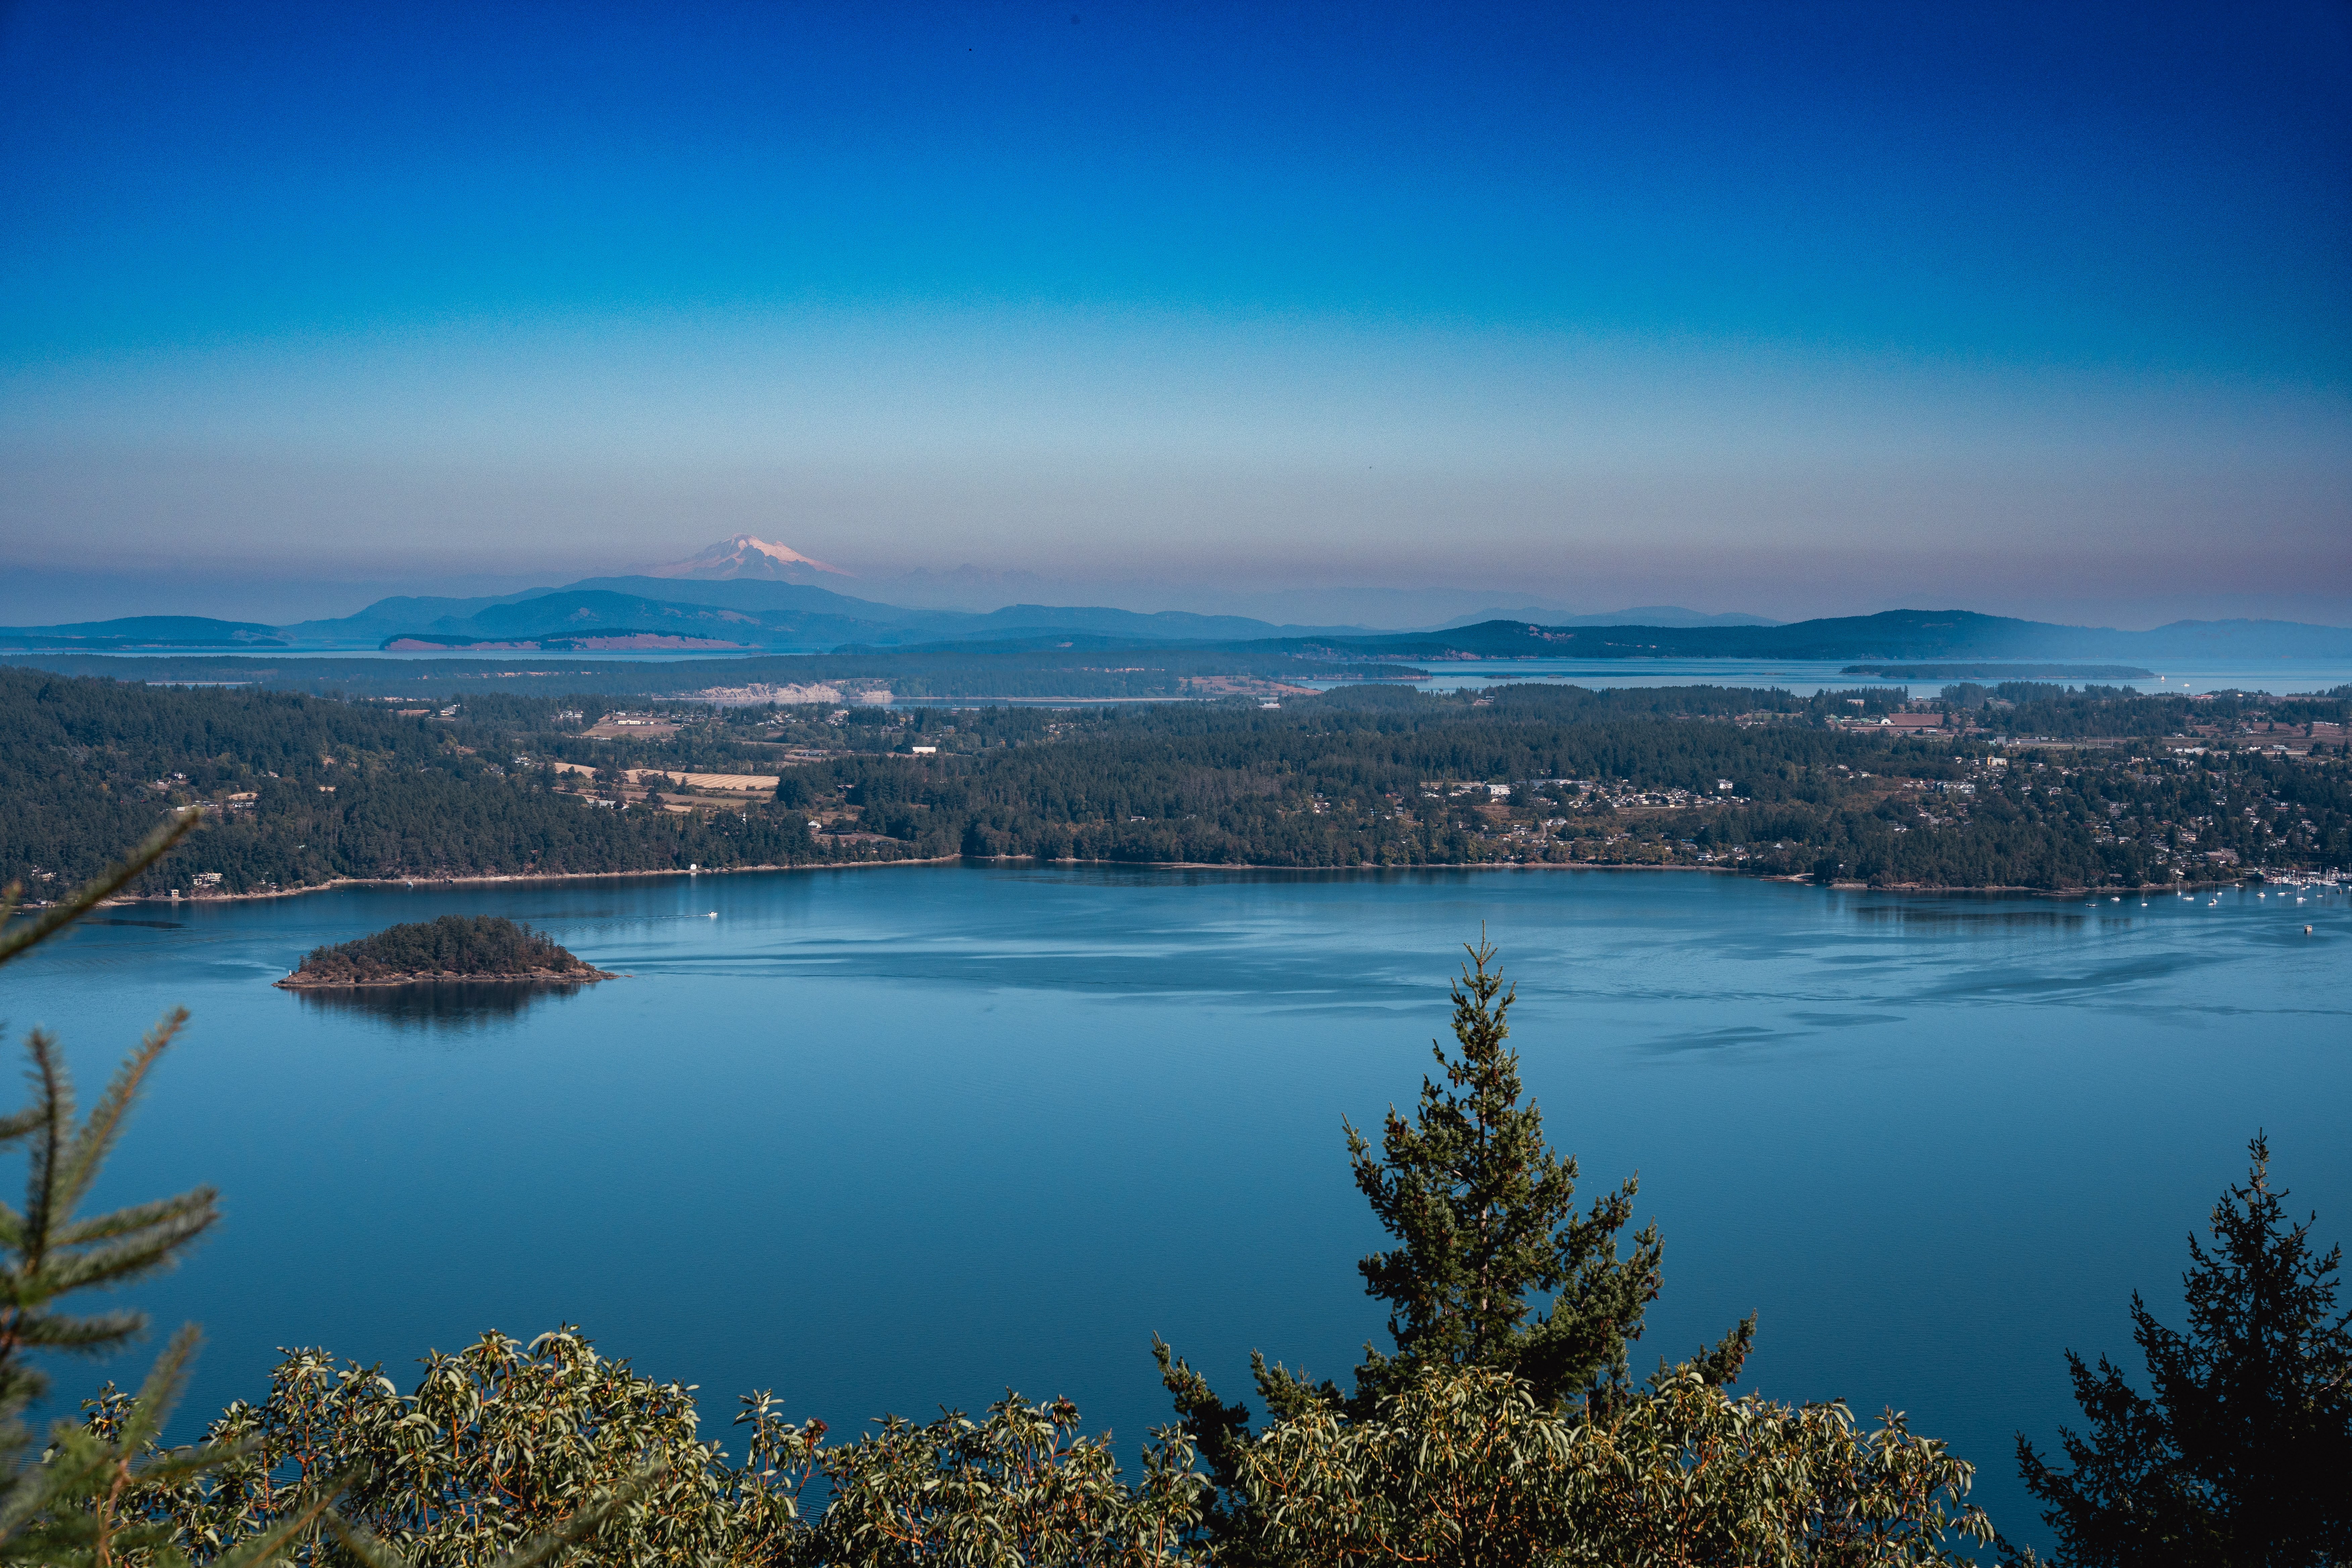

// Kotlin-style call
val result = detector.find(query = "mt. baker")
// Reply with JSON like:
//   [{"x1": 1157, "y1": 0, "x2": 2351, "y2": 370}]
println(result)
[{"x1": 642, "y1": 534, "x2": 851, "y2": 582}]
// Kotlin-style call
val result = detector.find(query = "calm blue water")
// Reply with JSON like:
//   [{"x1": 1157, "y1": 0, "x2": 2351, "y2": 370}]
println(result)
[
  {"x1": 1302, "y1": 656, "x2": 2352, "y2": 698},
  {"x1": 8, "y1": 868, "x2": 2348, "y2": 1550},
  {"x1": 29, "y1": 650, "x2": 2352, "y2": 699}
]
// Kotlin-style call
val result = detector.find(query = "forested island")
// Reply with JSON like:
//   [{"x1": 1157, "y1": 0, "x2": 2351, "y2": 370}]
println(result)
[
  {"x1": 276, "y1": 914, "x2": 612, "y2": 987},
  {"x1": 2, "y1": 666, "x2": 2345, "y2": 896}
]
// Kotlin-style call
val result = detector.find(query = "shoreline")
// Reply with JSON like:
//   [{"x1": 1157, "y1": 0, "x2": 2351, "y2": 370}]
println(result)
[
  {"x1": 107, "y1": 856, "x2": 966, "y2": 906},
  {"x1": 88, "y1": 856, "x2": 2268, "y2": 906}
]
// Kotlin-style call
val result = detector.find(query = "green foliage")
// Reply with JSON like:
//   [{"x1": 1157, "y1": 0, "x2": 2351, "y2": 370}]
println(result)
[
  {"x1": 92, "y1": 1331, "x2": 1998, "y2": 1567},
  {"x1": 2014, "y1": 1135, "x2": 2352, "y2": 1566},
  {"x1": 0, "y1": 810, "x2": 265, "y2": 1566},
  {"x1": 88, "y1": 1328, "x2": 793, "y2": 1567},
  {"x1": 814, "y1": 1392, "x2": 1206, "y2": 1566},
  {"x1": 1345, "y1": 938, "x2": 1661, "y2": 1409},
  {"x1": 1224, "y1": 1362, "x2": 1992, "y2": 1567},
  {"x1": 84, "y1": 1326, "x2": 1219, "y2": 1568},
  {"x1": 289, "y1": 917, "x2": 598, "y2": 984},
  {"x1": 0, "y1": 807, "x2": 217, "y2": 1417},
  {"x1": 21, "y1": 1329, "x2": 335, "y2": 1568},
  {"x1": 0, "y1": 1011, "x2": 219, "y2": 1411}
]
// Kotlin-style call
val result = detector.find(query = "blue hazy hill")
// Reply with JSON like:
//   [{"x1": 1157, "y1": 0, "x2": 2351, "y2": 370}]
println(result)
[
  {"x1": 12, "y1": 595, "x2": 2348, "y2": 664},
  {"x1": 287, "y1": 577, "x2": 1377, "y2": 650},
  {"x1": 1439, "y1": 605, "x2": 1782, "y2": 629},
  {"x1": 0, "y1": 616, "x2": 287, "y2": 649},
  {"x1": 1307, "y1": 609, "x2": 2352, "y2": 662}
]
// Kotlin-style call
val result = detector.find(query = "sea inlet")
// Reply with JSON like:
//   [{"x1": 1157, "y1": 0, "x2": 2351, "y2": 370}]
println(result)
[{"x1": 13, "y1": 864, "x2": 2347, "y2": 1548}]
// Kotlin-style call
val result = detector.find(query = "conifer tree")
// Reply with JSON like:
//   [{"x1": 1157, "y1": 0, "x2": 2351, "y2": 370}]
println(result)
[
  {"x1": 0, "y1": 813, "x2": 633, "y2": 1568},
  {"x1": 0, "y1": 808, "x2": 272, "y2": 1565},
  {"x1": 1343, "y1": 935, "x2": 1664, "y2": 1409},
  {"x1": 2015, "y1": 1134, "x2": 2352, "y2": 1566},
  {"x1": 1160, "y1": 936, "x2": 1712, "y2": 1517},
  {"x1": 0, "y1": 810, "x2": 217, "y2": 1427}
]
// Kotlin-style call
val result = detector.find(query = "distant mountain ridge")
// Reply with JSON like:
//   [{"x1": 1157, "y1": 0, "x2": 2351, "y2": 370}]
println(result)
[
  {"x1": 274, "y1": 579, "x2": 1383, "y2": 651},
  {"x1": 0, "y1": 616, "x2": 287, "y2": 650},
  {"x1": 1296, "y1": 609, "x2": 2352, "y2": 663},
  {"x1": 232, "y1": 554, "x2": 1792, "y2": 650},
  {"x1": 8, "y1": 573, "x2": 2350, "y2": 667},
  {"x1": 1438, "y1": 605, "x2": 1781, "y2": 630}
]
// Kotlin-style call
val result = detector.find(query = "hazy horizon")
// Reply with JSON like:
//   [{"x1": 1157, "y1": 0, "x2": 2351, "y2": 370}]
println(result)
[
  {"x1": 9, "y1": 553, "x2": 2352, "y2": 636},
  {"x1": 5, "y1": 3, "x2": 2347, "y2": 628}
]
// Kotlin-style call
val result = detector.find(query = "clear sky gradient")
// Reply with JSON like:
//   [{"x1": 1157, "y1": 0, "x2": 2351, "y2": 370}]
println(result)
[{"x1": 3, "y1": 1, "x2": 2347, "y2": 625}]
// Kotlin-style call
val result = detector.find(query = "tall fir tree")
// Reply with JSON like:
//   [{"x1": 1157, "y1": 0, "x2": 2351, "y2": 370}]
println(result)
[
  {"x1": 1159, "y1": 936, "x2": 1720, "y2": 1534},
  {"x1": 2015, "y1": 1134, "x2": 2352, "y2": 1566},
  {"x1": 1344, "y1": 935, "x2": 1664, "y2": 1408}
]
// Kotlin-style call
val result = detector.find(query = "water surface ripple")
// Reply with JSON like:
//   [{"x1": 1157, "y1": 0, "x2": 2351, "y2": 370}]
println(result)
[{"x1": 8, "y1": 865, "x2": 2346, "y2": 1552}]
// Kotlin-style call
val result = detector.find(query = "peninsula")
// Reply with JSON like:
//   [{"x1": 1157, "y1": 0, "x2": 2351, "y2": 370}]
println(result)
[{"x1": 277, "y1": 915, "x2": 614, "y2": 988}]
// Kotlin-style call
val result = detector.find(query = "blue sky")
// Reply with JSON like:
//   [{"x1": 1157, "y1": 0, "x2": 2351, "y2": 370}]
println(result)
[{"x1": 3, "y1": 1, "x2": 2347, "y2": 624}]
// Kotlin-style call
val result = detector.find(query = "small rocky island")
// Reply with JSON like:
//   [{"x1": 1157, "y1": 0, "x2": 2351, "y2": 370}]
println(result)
[{"x1": 277, "y1": 915, "x2": 615, "y2": 988}]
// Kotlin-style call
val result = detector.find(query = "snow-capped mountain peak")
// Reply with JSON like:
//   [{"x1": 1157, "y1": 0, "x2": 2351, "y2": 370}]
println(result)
[{"x1": 644, "y1": 535, "x2": 852, "y2": 580}]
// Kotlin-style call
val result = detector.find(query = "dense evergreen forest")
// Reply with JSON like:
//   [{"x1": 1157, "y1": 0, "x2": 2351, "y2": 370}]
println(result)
[
  {"x1": 3, "y1": 667, "x2": 2345, "y2": 897},
  {"x1": 283, "y1": 915, "x2": 606, "y2": 985},
  {"x1": 805, "y1": 683, "x2": 2352, "y2": 885},
  {"x1": 0, "y1": 669, "x2": 828, "y2": 895}
]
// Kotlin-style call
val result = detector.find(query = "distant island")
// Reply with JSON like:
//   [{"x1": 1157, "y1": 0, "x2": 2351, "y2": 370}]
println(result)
[
  {"x1": 382, "y1": 631, "x2": 752, "y2": 652},
  {"x1": 1839, "y1": 662, "x2": 2156, "y2": 679},
  {"x1": 277, "y1": 915, "x2": 614, "y2": 988}
]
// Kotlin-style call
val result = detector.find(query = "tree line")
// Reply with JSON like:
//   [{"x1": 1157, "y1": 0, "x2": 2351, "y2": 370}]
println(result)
[
  {"x1": 800, "y1": 685, "x2": 2349, "y2": 886},
  {"x1": 6, "y1": 668, "x2": 2346, "y2": 898},
  {"x1": 0, "y1": 670, "x2": 834, "y2": 895}
]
